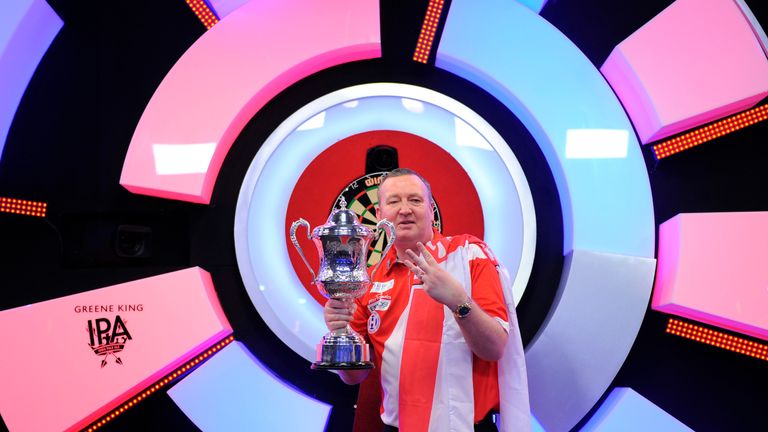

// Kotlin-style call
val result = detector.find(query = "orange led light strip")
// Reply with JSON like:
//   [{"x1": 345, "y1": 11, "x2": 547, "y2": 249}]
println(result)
[
  {"x1": 0, "y1": 197, "x2": 47, "y2": 217},
  {"x1": 413, "y1": 0, "x2": 445, "y2": 63},
  {"x1": 666, "y1": 318, "x2": 768, "y2": 362},
  {"x1": 653, "y1": 104, "x2": 768, "y2": 159},
  {"x1": 85, "y1": 334, "x2": 235, "y2": 431},
  {"x1": 185, "y1": 0, "x2": 219, "y2": 30}
]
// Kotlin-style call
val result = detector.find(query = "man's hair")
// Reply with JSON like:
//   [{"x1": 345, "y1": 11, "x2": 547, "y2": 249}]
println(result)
[{"x1": 378, "y1": 168, "x2": 434, "y2": 204}]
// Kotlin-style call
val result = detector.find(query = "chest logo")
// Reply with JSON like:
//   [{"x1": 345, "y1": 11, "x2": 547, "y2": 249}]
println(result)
[
  {"x1": 368, "y1": 296, "x2": 392, "y2": 312},
  {"x1": 367, "y1": 311, "x2": 381, "y2": 334},
  {"x1": 371, "y1": 279, "x2": 394, "y2": 293}
]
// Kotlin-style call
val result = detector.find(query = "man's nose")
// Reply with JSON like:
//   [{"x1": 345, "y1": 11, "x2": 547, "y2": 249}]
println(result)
[{"x1": 397, "y1": 203, "x2": 414, "y2": 214}]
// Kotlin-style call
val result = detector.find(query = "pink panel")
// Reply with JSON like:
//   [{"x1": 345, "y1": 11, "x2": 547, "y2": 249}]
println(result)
[
  {"x1": 652, "y1": 212, "x2": 768, "y2": 341},
  {"x1": 119, "y1": 0, "x2": 380, "y2": 204},
  {"x1": 0, "y1": 267, "x2": 232, "y2": 432},
  {"x1": 600, "y1": 0, "x2": 768, "y2": 144}
]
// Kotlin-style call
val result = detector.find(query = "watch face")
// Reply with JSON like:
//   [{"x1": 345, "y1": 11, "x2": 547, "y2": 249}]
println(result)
[{"x1": 457, "y1": 304, "x2": 471, "y2": 317}]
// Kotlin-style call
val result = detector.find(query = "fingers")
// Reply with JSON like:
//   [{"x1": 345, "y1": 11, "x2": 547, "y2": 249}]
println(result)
[
  {"x1": 403, "y1": 259, "x2": 424, "y2": 277},
  {"x1": 327, "y1": 298, "x2": 354, "y2": 309},
  {"x1": 405, "y1": 242, "x2": 436, "y2": 278},
  {"x1": 416, "y1": 242, "x2": 436, "y2": 264},
  {"x1": 405, "y1": 249, "x2": 428, "y2": 271},
  {"x1": 406, "y1": 243, "x2": 435, "y2": 264},
  {"x1": 324, "y1": 298, "x2": 356, "y2": 331}
]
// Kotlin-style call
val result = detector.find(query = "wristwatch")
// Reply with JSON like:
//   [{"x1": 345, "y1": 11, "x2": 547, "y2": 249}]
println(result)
[{"x1": 453, "y1": 297, "x2": 472, "y2": 319}]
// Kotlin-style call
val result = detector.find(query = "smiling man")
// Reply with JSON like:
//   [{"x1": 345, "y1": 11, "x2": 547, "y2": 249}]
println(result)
[{"x1": 324, "y1": 168, "x2": 530, "y2": 432}]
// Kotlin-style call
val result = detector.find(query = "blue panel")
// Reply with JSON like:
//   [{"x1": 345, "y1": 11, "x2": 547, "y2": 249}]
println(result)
[
  {"x1": 207, "y1": 0, "x2": 250, "y2": 19},
  {"x1": 516, "y1": 0, "x2": 549, "y2": 14},
  {"x1": 581, "y1": 387, "x2": 693, "y2": 432},
  {"x1": 0, "y1": 0, "x2": 63, "y2": 161},
  {"x1": 168, "y1": 342, "x2": 331, "y2": 432},
  {"x1": 436, "y1": 0, "x2": 655, "y2": 258}
]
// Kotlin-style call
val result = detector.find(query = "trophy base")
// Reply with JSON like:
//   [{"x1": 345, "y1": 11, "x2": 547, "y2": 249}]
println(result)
[
  {"x1": 312, "y1": 328, "x2": 374, "y2": 371},
  {"x1": 311, "y1": 361, "x2": 374, "y2": 370}
]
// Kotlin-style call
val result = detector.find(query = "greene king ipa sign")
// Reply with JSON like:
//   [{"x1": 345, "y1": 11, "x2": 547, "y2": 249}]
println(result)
[{"x1": 75, "y1": 304, "x2": 143, "y2": 368}]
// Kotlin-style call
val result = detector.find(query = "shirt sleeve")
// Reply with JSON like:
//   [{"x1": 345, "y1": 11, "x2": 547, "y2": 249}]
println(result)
[{"x1": 469, "y1": 244, "x2": 509, "y2": 328}]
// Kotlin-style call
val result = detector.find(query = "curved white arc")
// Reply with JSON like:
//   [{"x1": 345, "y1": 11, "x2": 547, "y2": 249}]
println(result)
[
  {"x1": 235, "y1": 83, "x2": 536, "y2": 362},
  {"x1": 525, "y1": 250, "x2": 656, "y2": 432}
]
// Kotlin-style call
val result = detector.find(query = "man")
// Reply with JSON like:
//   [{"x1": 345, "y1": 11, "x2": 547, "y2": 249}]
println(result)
[{"x1": 325, "y1": 168, "x2": 529, "y2": 432}]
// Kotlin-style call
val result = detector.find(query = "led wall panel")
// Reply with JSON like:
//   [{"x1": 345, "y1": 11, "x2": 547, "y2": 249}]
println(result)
[
  {"x1": 667, "y1": 319, "x2": 768, "y2": 362},
  {"x1": 184, "y1": 0, "x2": 219, "y2": 29},
  {"x1": 652, "y1": 104, "x2": 768, "y2": 159},
  {"x1": 120, "y1": 0, "x2": 380, "y2": 203},
  {"x1": 0, "y1": 196, "x2": 47, "y2": 217},
  {"x1": 0, "y1": 267, "x2": 232, "y2": 432},
  {"x1": 601, "y1": 0, "x2": 768, "y2": 144},
  {"x1": 169, "y1": 342, "x2": 331, "y2": 431},
  {"x1": 653, "y1": 212, "x2": 768, "y2": 341},
  {"x1": 413, "y1": 0, "x2": 445, "y2": 63},
  {"x1": 0, "y1": 0, "x2": 63, "y2": 160}
]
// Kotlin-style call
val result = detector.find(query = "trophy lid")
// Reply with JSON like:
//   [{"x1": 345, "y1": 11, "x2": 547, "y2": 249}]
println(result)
[{"x1": 313, "y1": 197, "x2": 372, "y2": 238}]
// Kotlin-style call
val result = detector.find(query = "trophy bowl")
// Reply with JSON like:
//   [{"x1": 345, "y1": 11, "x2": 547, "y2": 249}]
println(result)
[{"x1": 290, "y1": 198, "x2": 394, "y2": 370}]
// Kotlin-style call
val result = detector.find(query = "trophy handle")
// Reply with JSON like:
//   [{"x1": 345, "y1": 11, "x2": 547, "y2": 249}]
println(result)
[
  {"x1": 290, "y1": 218, "x2": 317, "y2": 282},
  {"x1": 371, "y1": 219, "x2": 396, "y2": 277}
]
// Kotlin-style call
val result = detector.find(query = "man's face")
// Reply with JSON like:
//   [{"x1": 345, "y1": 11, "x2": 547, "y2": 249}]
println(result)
[{"x1": 377, "y1": 174, "x2": 434, "y2": 247}]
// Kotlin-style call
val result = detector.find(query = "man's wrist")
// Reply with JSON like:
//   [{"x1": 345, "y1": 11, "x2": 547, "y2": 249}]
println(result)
[{"x1": 453, "y1": 296, "x2": 473, "y2": 319}]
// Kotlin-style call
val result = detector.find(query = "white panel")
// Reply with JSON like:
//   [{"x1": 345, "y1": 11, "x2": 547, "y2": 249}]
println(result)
[
  {"x1": 525, "y1": 250, "x2": 656, "y2": 432},
  {"x1": 582, "y1": 387, "x2": 693, "y2": 431}
]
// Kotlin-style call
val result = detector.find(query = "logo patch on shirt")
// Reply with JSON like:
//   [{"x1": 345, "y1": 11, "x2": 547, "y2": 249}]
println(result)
[
  {"x1": 367, "y1": 311, "x2": 381, "y2": 334},
  {"x1": 367, "y1": 296, "x2": 391, "y2": 312},
  {"x1": 371, "y1": 279, "x2": 394, "y2": 293}
]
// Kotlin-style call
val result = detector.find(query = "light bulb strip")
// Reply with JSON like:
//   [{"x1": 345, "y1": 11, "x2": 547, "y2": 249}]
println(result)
[
  {"x1": 0, "y1": 197, "x2": 47, "y2": 218},
  {"x1": 185, "y1": 0, "x2": 220, "y2": 30},
  {"x1": 84, "y1": 334, "x2": 235, "y2": 431},
  {"x1": 666, "y1": 318, "x2": 768, "y2": 361},
  {"x1": 653, "y1": 104, "x2": 768, "y2": 159},
  {"x1": 413, "y1": 0, "x2": 446, "y2": 64}
]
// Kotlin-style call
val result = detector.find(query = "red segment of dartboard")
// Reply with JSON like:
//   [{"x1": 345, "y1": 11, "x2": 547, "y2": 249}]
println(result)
[{"x1": 286, "y1": 129, "x2": 483, "y2": 305}]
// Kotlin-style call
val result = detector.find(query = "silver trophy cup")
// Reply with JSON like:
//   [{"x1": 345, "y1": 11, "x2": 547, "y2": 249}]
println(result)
[{"x1": 290, "y1": 198, "x2": 395, "y2": 370}]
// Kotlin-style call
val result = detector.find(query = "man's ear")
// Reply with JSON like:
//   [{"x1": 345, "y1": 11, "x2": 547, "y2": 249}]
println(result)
[{"x1": 428, "y1": 200, "x2": 435, "y2": 223}]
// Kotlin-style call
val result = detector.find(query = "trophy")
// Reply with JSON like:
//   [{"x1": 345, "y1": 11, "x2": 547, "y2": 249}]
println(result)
[{"x1": 290, "y1": 197, "x2": 395, "y2": 370}]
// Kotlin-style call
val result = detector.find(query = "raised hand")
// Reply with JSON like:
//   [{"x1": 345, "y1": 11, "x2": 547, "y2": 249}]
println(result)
[{"x1": 404, "y1": 242, "x2": 467, "y2": 309}]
